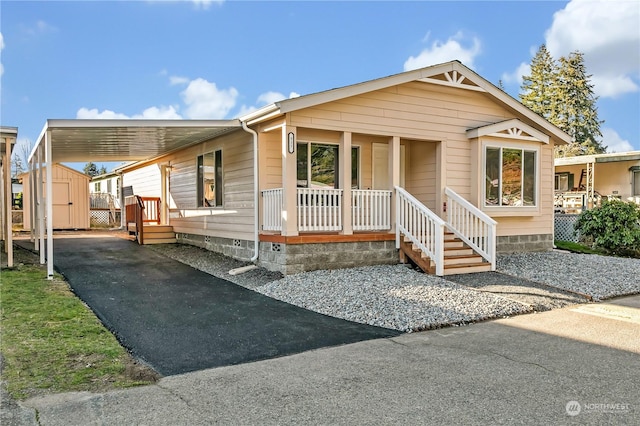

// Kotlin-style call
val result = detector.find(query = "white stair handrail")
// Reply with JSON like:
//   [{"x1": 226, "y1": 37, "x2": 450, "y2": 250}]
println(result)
[
  {"x1": 445, "y1": 187, "x2": 497, "y2": 270},
  {"x1": 395, "y1": 186, "x2": 446, "y2": 276}
]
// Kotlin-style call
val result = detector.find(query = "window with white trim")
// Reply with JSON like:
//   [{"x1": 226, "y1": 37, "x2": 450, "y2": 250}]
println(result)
[
  {"x1": 296, "y1": 142, "x2": 360, "y2": 189},
  {"x1": 485, "y1": 146, "x2": 537, "y2": 207},
  {"x1": 633, "y1": 169, "x2": 640, "y2": 196},
  {"x1": 197, "y1": 150, "x2": 222, "y2": 207}
]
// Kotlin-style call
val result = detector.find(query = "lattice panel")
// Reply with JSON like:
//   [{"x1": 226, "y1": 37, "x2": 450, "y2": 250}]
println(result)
[
  {"x1": 554, "y1": 214, "x2": 580, "y2": 242},
  {"x1": 90, "y1": 210, "x2": 120, "y2": 226}
]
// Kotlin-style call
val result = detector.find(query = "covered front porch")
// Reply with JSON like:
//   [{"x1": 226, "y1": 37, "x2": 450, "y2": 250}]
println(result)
[{"x1": 254, "y1": 125, "x2": 496, "y2": 276}]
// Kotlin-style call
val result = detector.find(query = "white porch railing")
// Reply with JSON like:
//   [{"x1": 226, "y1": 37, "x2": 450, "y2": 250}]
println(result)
[
  {"x1": 445, "y1": 187, "x2": 497, "y2": 270},
  {"x1": 352, "y1": 189, "x2": 392, "y2": 231},
  {"x1": 298, "y1": 188, "x2": 343, "y2": 232},
  {"x1": 396, "y1": 186, "x2": 446, "y2": 276},
  {"x1": 262, "y1": 188, "x2": 283, "y2": 231}
]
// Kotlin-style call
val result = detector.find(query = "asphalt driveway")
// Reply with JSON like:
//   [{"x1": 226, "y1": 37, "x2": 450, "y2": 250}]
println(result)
[{"x1": 43, "y1": 237, "x2": 399, "y2": 376}]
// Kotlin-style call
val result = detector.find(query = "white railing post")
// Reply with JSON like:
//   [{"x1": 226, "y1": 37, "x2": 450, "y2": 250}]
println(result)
[{"x1": 261, "y1": 188, "x2": 283, "y2": 231}]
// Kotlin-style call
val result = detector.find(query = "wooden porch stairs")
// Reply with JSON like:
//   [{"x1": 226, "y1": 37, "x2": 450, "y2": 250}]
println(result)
[
  {"x1": 399, "y1": 230, "x2": 491, "y2": 275},
  {"x1": 128, "y1": 223, "x2": 177, "y2": 245}
]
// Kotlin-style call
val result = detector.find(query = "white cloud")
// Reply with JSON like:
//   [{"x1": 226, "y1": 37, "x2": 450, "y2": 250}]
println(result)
[
  {"x1": 169, "y1": 75, "x2": 190, "y2": 85},
  {"x1": 180, "y1": 78, "x2": 238, "y2": 119},
  {"x1": 76, "y1": 105, "x2": 182, "y2": 119},
  {"x1": 602, "y1": 128, "x2": 635, "y2": 153},
  {"x1": 404, "y1": 31, "x2": 481, "y2": 71},
  {"x1": 545, "y1": 0, "x2": 640, "y2": 98},
  {"x1": 501, "y1": 62, "x2": 530, "y2": 86},
  {"x1": 257, "y1": 91, "x2": 286, "y2": 105}
]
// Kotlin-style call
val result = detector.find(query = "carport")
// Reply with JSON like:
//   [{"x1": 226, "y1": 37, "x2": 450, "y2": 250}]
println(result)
[{"x1": 27, "y1": 119, "x2": 241, "y2": 278}]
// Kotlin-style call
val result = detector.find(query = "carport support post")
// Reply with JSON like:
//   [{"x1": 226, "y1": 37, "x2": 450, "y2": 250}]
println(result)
[
  {"x1": 29, "y1": 158, "x2": 36, "y2": 244},
  {"x1": 37, "y1": 145, "x2": 45, "y2": 264},
  {"x1": 45, "y1": 131, "x2": 54, "y2": 279},
  {"x1": 4, "y1": 135, "x2": 14, "y2": 267}
]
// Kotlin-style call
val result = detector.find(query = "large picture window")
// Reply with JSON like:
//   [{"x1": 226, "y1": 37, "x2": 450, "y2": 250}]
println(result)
[
  {"x1": 485, "y1": 146, "x2": 537, "y2": 207},
  {"x1": 197, "y1": 150, "x2": 222, "y2": 207},
  {"x1": 296, "y1": 142, "x2": 359, "y2": 189}
]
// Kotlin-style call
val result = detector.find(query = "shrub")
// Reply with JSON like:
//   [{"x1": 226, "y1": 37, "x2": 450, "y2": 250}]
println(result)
[{"x1": 574, "y1": 199, "x2": 640, "y2": 256}]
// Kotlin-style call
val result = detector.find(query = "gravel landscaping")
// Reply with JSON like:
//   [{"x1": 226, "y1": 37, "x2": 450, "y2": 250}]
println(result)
[
  {"x1": 498, "y1": 251, "x2": 640, "y2": 301},
  {"x1": 148, "y1": 244, "x2": 639, "y2": 332}
]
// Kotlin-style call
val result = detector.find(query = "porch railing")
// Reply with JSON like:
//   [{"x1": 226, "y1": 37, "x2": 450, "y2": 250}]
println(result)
[
  {"x1": 125, "y1": 195, "x2": 161, "y2": 245},
  {"x1": 298, "y1": 188, "x2": 343, "y2": 232},
  {"x1": 445, "y1": 187, "x2": 497, "y2": 270},
  {"x1": 396, "y1": 186, "x2": 446, "y2": 276},
  {"x1": 352, "y1": 189, "x2": 392, "y2": 231},
  {"x1": 262, "y1": 188, "x2": 283, "y2": 231}
]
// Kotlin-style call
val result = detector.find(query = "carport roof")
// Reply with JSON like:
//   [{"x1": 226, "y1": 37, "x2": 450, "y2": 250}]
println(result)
[{"x1": 30, "y1": 119, "x2": 242, "y2": 163}]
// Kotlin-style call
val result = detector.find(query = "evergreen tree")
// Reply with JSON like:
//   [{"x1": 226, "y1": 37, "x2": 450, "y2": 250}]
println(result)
[
  {"x1": 83, "y1": 162, "x2": 99, "y2": 177},
  {"x1": 520, "y1": 47, "x2": 606, "y2": 157},
  {"x1": 519, "y1": 45, "x2": 559, "y2": 125},
  {"x1": 555, "y1": 51, "x2": 606, "y2": 156},
  {"x1": 99, "y1": 165, "x2": 107, "y2": 175}
]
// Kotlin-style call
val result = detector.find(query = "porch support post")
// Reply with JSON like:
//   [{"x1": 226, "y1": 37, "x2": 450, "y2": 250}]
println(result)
[
  {"x1": 389, "y1": 136, "x2": 400, "y2": 234},
  {"x1": 340, "y1": 132, "x2": 353, "y2": 235},
  {"x1": 281, "y1": 126, "x2": 298, "y2": 236},
  {"x1": 45, "y1": 130, "x2": 54, "y2": 279}
]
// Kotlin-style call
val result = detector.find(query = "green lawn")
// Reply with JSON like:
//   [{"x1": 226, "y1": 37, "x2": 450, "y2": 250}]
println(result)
[
  {"x1": 1, "y1": 250, "x2": 158, "y2": 400},
  {"x1": 554, "y1": 240, "x2": 608, "y2": 255}
]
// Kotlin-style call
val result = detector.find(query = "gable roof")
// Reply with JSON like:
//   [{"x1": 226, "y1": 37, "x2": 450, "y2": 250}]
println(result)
[
  {"x1": 241, "y1": 61, "x2": 571, "y2": 144},
  {"x1": 466, "y1": 119, "x2": 550, "y2": 144}
]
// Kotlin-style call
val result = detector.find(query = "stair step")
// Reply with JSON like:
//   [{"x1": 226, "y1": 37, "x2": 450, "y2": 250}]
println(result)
[
  {"x1": 441, "y1": 254, "x2": 484, "y2": 266},
  {"x1": 442, "y1": 262, "x2": 492, "y2": 275},
  {"x1": 143, "y1": 232, "x2": 176, "y2": 239},
  {"x1": 142, "y1": 238, "x2": 177, "y2": 245},
  {"x1": 443, "y1": 247, "x2": 474, "y2": 256},
  {"x1": 144, "y1": 225, "x2": 174, "y2": 233}
]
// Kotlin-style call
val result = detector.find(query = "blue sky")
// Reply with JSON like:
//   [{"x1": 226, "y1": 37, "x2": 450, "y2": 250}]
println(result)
[{"x1": 1, "y1": 0, "x2": 639, "y2": 172}]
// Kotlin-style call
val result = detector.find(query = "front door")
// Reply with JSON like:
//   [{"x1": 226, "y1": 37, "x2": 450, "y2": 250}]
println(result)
[
  {"x1": 52, "y1": 181, "x2": 72, "y2": 228},
  {"x1": 372, "y1": 143, "x2": 405, "y2": 189}
]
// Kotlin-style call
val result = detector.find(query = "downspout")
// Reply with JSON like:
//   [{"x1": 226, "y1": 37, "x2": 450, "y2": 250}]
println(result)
[{"x1": 241, "y1": 120, "x2": 260, "y2": 263}]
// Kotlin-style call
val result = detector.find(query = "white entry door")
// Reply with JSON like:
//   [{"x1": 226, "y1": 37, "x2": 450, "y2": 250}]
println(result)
[{"x1": 372, "y1": 143, "x2": 405, "y2": 189}]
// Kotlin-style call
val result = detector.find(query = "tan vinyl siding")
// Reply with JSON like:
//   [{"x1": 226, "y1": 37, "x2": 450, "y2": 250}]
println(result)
[
  {"x1": 287, "y1": 80, "x2": 556, "y2": 238},
  {"x1": 123, "y1": 165, "x2": 162, "y2": 198},
  {"x1": 165, "y1": 130, "x2": 255, "y2": 241}
]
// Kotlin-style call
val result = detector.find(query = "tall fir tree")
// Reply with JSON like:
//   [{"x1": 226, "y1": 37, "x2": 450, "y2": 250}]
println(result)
[
  {"x1": 519, "y1": 45, "x2": 559, "y2": 126},
  {"x1": 555, "y1": 51, "x2": 606, "y2": 156},
  {"x1": 520, "y1": 47, "x2": 606, "y2": 157}
]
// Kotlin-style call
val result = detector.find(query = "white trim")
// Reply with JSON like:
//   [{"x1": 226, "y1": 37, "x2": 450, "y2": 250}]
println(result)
[
  {"x1": 481, "y1": 139, "x2": 541, "y2": 214},
  {"x1": 467, "y1": 119, "x2": 549, "y2": 144}
]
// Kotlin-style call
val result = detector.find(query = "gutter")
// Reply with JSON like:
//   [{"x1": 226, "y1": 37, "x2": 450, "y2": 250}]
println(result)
[{"x1": 241, "y1": 120, "x2": 260, "y2": 263}]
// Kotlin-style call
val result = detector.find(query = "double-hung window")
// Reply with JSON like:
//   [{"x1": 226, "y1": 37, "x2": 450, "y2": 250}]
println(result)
[
  {"x1": 296, "y1": 142, "x2": 360, "y2": 189},
  {"x1": 485, "y1": 146, "x2": 537, "y2": 207},
  {"x1": 197, "y1": 150, "x2": 223, "y2": 207}
]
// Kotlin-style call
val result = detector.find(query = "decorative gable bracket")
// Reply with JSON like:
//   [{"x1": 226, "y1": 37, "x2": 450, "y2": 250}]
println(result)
[
  {"x1": 418, "y1": 70, "x2": 485, "y2": 92},
  {"x1": 466, "y1": 119, "x2": 550, "y2": 144}
]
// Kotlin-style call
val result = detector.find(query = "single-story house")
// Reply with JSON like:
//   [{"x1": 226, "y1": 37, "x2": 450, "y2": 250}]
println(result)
[
  {"x1": 1, "y1": 127, "x2": 17, "y2": 267},
  {"x1": 21, "y1": 163, "x2": 90, "y2": 230},
  {"x1": 554, "y1": 151, "x2": 640, "y2": 213},
  {"x1": 117, "y1": 60, "x2": 571, "y2": 275}
]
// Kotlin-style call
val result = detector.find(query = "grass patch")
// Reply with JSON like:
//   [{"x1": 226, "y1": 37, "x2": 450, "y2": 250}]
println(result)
[
  {"x1": 554, "y1": 240, "x2": 608, "y2": 255},
  {"x1": 1, "y1": 249, "x2": 159, "y2": 400}
]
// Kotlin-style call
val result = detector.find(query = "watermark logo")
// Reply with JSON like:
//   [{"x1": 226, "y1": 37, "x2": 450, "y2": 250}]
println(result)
[
  {"x1": 566, "y1": 401, "x2": 581, "y2": 416},
  {"x1": 566, "y1": 400, "x2": 631, "y2": 416}
]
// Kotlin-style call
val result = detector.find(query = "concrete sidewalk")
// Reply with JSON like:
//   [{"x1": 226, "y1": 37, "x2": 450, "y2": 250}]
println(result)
[{"x1": 7, "y1": 294, "x2": 638, "y2": 425}]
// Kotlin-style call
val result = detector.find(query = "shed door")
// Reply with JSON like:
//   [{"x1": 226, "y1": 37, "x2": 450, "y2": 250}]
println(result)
[
  {"x1": 372, "y1": 143, "x2": 405, "y2": 189},
  {"x1": 52, "y1": 181, "x2": 72, "y2": 229}
]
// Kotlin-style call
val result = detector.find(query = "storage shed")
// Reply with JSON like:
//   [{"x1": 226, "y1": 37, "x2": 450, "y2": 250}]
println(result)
[{"x1": 21, "y1": 163, "x2": 90, "y2": 230}]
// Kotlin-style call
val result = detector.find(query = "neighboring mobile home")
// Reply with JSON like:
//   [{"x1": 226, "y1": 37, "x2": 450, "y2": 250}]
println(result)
[
  {"x1": 120, "y1": 61, "x2": 571, "y2": 275},
  {"x1": 554, "y1": 151, "x2": 640, "y2": 213},
  {"x1": 21, "y1": 163, "x2": 90, "y2": 230}
]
